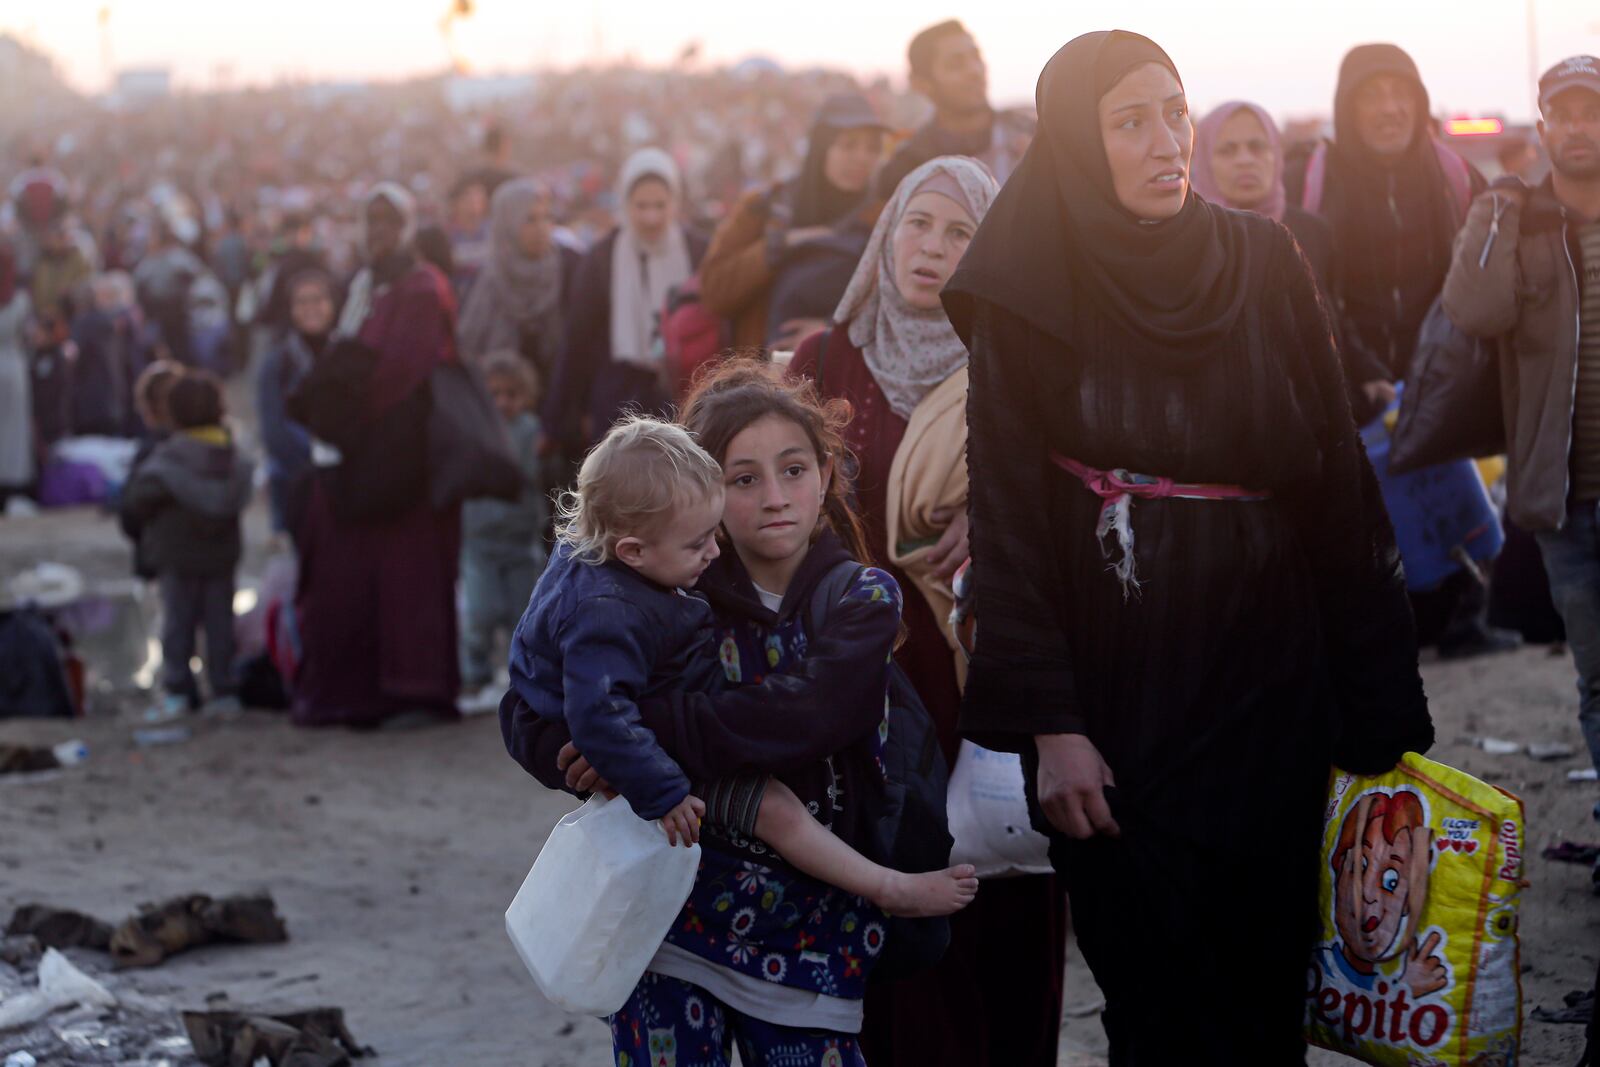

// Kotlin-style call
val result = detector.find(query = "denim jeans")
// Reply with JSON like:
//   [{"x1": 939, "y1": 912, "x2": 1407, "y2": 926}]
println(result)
[
  {"x1": 158, "y1": 571, "x2": 236, "y2": 701},
  {"x1": 1534, "y1": 502, "x2": 1600, "y2": 776}
]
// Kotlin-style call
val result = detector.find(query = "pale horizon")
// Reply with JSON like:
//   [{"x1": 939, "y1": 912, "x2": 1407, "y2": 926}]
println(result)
[{"x1": 6, "y1": 0, "x2": 1600, "y2": 122}]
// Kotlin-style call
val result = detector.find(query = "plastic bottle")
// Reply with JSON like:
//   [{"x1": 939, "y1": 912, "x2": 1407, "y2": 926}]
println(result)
[
  {"x1": 505, "y1": 794, "x2": 700, "y2": 1016},
  {"x1": 50, "y1": 740, "x2": 89, "y2": 767}
]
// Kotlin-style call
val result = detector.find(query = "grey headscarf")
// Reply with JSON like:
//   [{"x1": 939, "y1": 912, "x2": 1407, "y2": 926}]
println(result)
[
  {"x1": 834, "y1": 156, "x2": 999, "y2": 419},
  {"x1": 457, "y1": 178, "x2": 564, "y2": 368}
]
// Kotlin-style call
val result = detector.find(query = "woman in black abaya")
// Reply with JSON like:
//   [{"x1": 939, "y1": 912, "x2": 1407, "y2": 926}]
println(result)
[{"x1": 943, "y1": 31, "x2": 1434, "y2": 1063}]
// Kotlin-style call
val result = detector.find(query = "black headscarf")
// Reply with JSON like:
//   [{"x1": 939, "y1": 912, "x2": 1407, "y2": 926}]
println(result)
[
  {"x1": 1320, "y1": 44, "x2": 1463, "y2": 377},
  {"x1": 943, "y1": 31, "x2": 1255, "y2": 363},
  {"x1": 783, "y1": 93, "x2": 882, "y2": 229}
]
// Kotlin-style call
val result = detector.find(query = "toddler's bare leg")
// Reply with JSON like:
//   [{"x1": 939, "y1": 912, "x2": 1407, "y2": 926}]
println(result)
[{"x1": 754, "y1": 780, "x2": 978, "y2": 918}]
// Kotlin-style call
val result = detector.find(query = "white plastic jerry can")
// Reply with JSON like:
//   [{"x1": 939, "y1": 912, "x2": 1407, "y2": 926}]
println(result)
[{"x1": 505, "y1": 793, "x2": 701, "y2": 1017}]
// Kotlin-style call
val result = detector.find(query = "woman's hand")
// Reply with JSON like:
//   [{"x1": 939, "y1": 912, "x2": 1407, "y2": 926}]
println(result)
[
  {"x1": 924, "y1": 507, "x2": 970, "y2": 583},
  {"x1": 557, "y1": 742, "x2": 617, "y2": 798},
  {"x1": 1034, "y1": 733, "x2": 1119, "y2": 840}
]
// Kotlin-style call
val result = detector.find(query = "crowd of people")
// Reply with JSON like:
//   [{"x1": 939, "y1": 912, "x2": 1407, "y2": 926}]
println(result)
[{"x1": 2, "y1": 16, "x2": 1599, "y2": 1066}]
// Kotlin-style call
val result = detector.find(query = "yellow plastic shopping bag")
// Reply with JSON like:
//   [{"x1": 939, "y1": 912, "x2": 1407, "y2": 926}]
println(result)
[{"x1": 1305, "y1": 753, "x2": 1526, "y2": 1066}]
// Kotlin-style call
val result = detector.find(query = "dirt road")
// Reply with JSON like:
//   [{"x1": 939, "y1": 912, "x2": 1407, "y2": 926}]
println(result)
[{"x1": 0, "y1": 505, "x2": 1595, "y2": 1066}]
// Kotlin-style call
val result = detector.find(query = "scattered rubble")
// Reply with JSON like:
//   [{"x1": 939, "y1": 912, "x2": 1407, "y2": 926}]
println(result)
[
  {"x1": 6, "y1": 894, "x2": 287, "y2": 971},
  {"x1": 183, "y1": 1006, "x2": 373, "y2": 1067}
]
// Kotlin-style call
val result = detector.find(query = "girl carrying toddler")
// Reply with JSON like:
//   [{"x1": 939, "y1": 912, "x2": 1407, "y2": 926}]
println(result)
[{"x1": 505, "y1": 361, "x2": 970, "y2": 1064}]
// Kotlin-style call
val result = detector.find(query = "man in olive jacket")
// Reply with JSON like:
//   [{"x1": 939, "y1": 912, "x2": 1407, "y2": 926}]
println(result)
[{"x1": 1442, "y1": 55, "x2": 1600, "y2": 819}]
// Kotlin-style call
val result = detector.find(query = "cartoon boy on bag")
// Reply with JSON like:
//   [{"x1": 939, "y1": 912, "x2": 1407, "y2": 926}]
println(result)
[{"x1": 1308, "y1": 788, "x2": 1456, "y2": 1051}]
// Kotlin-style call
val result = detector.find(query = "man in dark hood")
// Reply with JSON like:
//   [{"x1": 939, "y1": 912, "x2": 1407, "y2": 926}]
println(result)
[
  {"x1": 1311, "y1": 44, "x2": 1517, "y2": 661},
  {"x1": 1315, "y1": 43, "x2": 1484, "y2": 417}
]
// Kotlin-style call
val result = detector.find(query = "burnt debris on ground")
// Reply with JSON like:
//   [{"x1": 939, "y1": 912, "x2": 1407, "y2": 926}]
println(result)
[{"x1": 6, "y1": 894, "x2": 287, "y2": 969}]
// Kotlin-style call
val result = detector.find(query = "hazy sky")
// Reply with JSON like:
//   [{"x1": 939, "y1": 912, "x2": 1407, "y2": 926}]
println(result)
[{"x1": 6, "y1": 0, "x2": 1599, "y2": 121}]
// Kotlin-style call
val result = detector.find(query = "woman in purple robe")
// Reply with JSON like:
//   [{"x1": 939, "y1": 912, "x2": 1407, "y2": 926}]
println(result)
[{"x1": 288, "y1": 183, "x2": 462, "y2": 727}]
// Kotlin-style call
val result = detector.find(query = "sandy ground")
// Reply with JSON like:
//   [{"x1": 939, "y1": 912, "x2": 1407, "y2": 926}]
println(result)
[{"x1": 1, "y1": 501, "x2": 1597, "y2": 1066}]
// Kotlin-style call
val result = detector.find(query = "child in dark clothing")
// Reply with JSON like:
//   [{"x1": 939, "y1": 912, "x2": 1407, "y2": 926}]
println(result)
[
  {"x1": 509, "y1": 415, "x2": 975, "y2": 915},
  {"x1": 459, "y1": 351, "x2": 551, "y2": 713},
  {"x1": 119, "y1": 371, "x2": 254, "y2": 719}
]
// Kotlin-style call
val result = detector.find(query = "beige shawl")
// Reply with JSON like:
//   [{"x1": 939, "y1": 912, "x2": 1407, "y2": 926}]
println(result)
[{"x1": 886, "y1": 365, "x2": 969, "y2": 682}]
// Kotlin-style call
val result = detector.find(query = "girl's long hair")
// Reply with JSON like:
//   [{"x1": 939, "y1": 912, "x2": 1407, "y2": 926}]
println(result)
[{"x1": 680, "y1": 355, "x2": 874, "y2": 565}]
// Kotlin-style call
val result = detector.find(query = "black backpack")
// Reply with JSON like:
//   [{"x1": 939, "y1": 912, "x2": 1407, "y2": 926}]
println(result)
[
  {"x1": 806, "y1": 560, "x2": 954, "y2": 982},
  {"x1": 1389, "y1": 294, "x2": 1505, "y2": 475}
]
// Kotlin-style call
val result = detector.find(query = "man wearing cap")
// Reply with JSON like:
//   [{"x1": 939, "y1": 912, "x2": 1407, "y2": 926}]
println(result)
[
  {"x1": 874, "y1": 20, "x2": 1034, "y2": 199},
  {"x1": 1443, "y1": 56, "x2": 1600, "y2": 842}
]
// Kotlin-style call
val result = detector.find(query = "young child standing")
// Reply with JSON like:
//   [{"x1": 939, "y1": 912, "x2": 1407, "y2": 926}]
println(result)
[
  {"x1": 119, "y1": 371, "x2": 254, "y2": 719},
  {"x1": 509, "y1": 414, "x2": 976, "y2": 915},
  {"x1": 459, "y1": 351, "x2": 552, "y2": 713}
]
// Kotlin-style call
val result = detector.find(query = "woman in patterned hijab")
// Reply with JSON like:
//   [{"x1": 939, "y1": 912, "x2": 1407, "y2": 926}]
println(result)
[{"x1": 832, "y1": 155, "x2": 999, "y2": 420}]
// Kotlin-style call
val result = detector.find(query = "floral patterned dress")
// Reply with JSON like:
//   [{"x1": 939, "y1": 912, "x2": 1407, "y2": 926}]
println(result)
[{"x1": 657, "y1": 565, "x2": 900, "y2": 1004}]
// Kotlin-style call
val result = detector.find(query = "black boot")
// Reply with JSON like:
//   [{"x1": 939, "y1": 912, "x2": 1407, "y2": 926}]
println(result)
[{"x1": 1437, "y1": 570, "x2": 1522, "y2": 660}]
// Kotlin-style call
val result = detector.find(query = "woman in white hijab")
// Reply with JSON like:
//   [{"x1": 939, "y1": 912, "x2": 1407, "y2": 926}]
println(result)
[{"x1": 541, "y1": 148, "x2": 706, "y2": 449}]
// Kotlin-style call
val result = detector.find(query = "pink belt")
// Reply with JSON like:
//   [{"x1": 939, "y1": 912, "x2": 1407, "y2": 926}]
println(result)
[{"x1": 1050, "y1": 453, "x2": 1271, "y2": 597}]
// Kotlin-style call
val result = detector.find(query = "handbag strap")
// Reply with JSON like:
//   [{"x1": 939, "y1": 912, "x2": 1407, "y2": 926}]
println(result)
[
  {"x1": 813, "y1": 325, "x2": 834, "y2": 394},
  {"x1": 804, "y1": 559, "x2": 862, "y2": 637}
]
